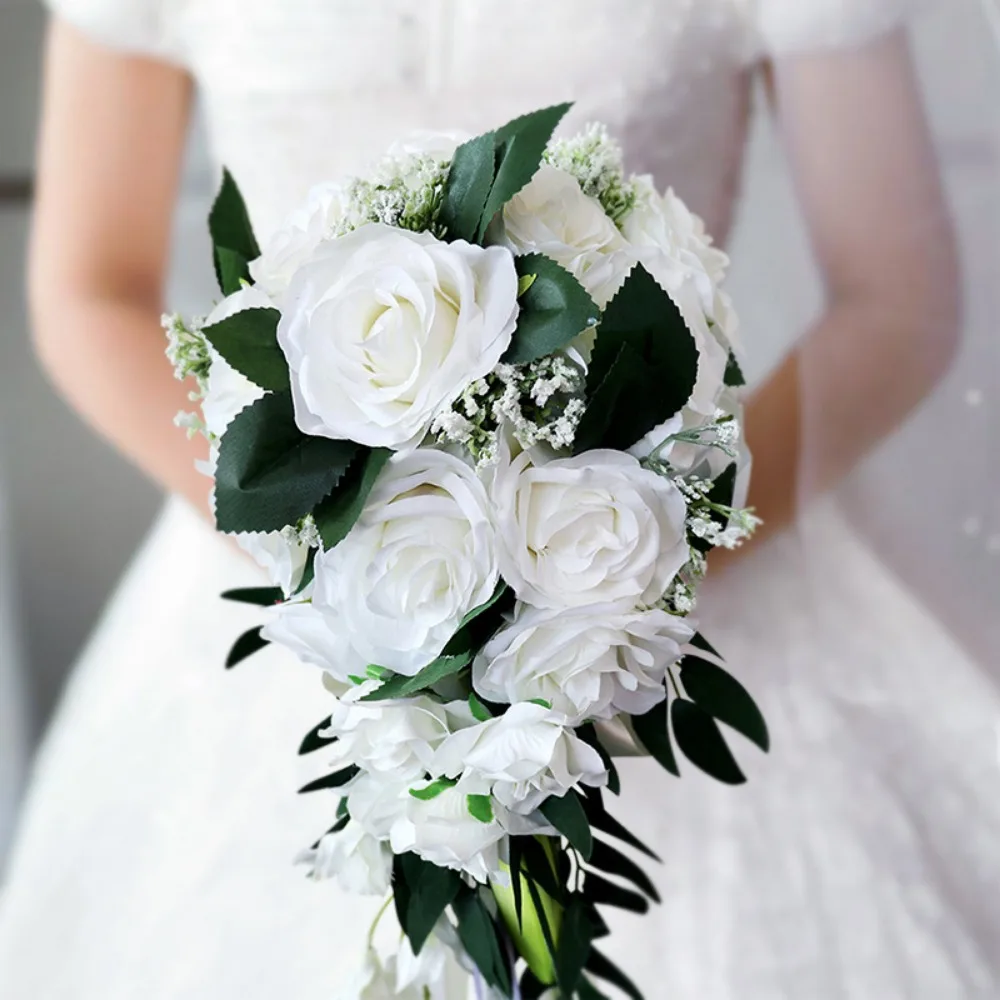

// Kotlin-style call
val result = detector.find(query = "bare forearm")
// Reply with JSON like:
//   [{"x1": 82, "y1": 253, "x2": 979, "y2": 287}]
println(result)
[{"x1": 33, "y1": 297, "x2": 210, "y2": 512}]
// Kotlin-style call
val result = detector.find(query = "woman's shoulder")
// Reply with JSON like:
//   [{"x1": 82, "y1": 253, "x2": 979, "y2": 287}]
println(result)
[{"x1": 747, "y1": 0, "x2": 923, "y2": 56}]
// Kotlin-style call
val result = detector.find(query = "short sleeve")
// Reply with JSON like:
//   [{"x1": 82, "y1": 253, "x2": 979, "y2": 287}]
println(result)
[
  {"x1": 751, "y1": 0, "x2": 921, "y2": 58},
  {"x1": 44, "y1": 0, "x2": 186, "y2": 65}
]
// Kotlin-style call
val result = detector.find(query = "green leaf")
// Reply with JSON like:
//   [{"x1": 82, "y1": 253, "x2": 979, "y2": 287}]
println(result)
[
  {"x1": 588, "y1": 839, "x2": 660, "y2": 903},
  {"x1": 575, "y1": 263, "x2": 699, "y2": 453},
  {"x1": 540, "y1": 791, "x2": 592, "y2": 861},
  {"x1": 209, "y1": 169, "x2": 260, "y2": 294},
  {"x1": 586, "y1": 948, "x2": 645, "y2": 1000},
  {"x1": 520, "y1": 836, "x2": 565, "y2": 903},
  {"x1": 578, "y1": 978, "x2": 613, "y2": 1000},
  {"x1": 313, "y1": 448, "x2": 392, "y2": 551},
  {"x1": 459, "y1": 581, "x2": 510, "y2": 629},
  {"x1": 555, "y1": 894, "x2": 592, "y2": 995},
  {"x1": 583, "y1": 871, "x2": 649, "y2": 914},
  {"x1": 479, "y1": 102, "x2": 573, "y2": 238},
  {"x1": 298, "y1": 715, "x2": 335, "y2": 755},
  {"x1": 360, "y1": 652, "x2": 473, "y2": 702},
  {"x1": 297, "y1": 765, "x2": 359, "y2": 794},
  {"x1": 467, "y1": 794, "x2": 495, "y2": 823},
  {"x1": 202, "y1": 307, "x2": 289, "y2": 392},
  {"x1": 225, "y1": 626, "x2": 268, "y2": 669},
  {"x1": 680, "y1": 657, "x2": 769, "y2": 752},
  {"x1": 690, "y1": 632, "x2": 723, "y2": 660},
  {"x1": 670, "y1": 698, "x2": 746, "y2": 785},
  {"x1": 724, "y1": 351, "x2": 746, "y2": 387},
  {"x1": 631, "y1": 697, "x2": 680, "y2": 777},
  {"x1": 440, "y1": 132, "x2": 498, "y2": 243},
  {"x1": 409, "y1": 778, "x2": 457, "y2": 801},
  {"x1": 502, "y1": 254, "x2": 599, "y2": 365},
  {"x1": 468, "y1": 692, "x2": 493, "y2": 723},
  {"x1": 404, "y1": 855, "x2": 464, "y2": 956},
  {"x1": 445, "y1": 584, "x2": 515, "y2": 657},
  {"x1": 221, "y1": 586, "x2": 283, "y2": 607},
  {"x1": 709, "y1": 462, "x2": 737, "y2": 510},
  {"x1": 295, "y1": 548, "x2": 316, "y2": 595},
  {"x1": 214, "y1": 392, "x2": 358, "y2": 533},
  {"x1": 576, "y1": 724, "x2": 620, "y2": 796},
  {"x1": 453, "y1": 888, "x2": 511, "y2": 994},
  {"x1": 581, "y1": 788, "x2": 661, "y2": 863}
]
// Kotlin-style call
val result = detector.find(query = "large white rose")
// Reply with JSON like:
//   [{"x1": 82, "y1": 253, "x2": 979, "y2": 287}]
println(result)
[
  {"x1": 249, "y1": 182, "x2": 348, "y2": 302},
  {"x1": 323, "y1": 695, "x2": 474, "y2": 783},
  {"x1": 296, "y1": 823, "x2": 392, "y2": 896},
  {"x1": 278, "y1": 223, "x2": 519, "y2": 450},
  {"x1": 491, "y1": 445, "x2": 689, "y2": 609},
  {"x1": 389, "y1": 773, "x2": 507, "y2": 883},
  {"x1": 312, "y1": 449, "x2": 500, "y2": 676},
  {"x1": 497, "y1": 164, "x2": 634, "y2": 309},
  {"x1": 260, "y1": 599, "x2": 351, "y2": 687},
  {"x1": 474, "y1": 602, "x2": 694, "y2": 724},
  {"x1": 433, "y1": 703, "x2": 608, "y2": 815}
]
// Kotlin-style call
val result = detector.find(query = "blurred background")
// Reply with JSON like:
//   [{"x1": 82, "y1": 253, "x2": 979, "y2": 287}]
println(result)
[{"x1": 0, "y1": 0, "x2": 997, "y2": 874}]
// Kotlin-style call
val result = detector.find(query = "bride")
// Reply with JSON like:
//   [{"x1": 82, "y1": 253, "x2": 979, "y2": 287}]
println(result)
[{"x1": 2, "y1": 0, "x2": 997, "y2": 997}]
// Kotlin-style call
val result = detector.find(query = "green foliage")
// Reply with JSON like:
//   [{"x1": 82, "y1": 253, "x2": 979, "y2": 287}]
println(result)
[
  {"x1": 466, "y1": 794, "x2": 495, "y2": 823},
  {"x1": 453, "y1": 888, "x2": 512, "y2": 995},
  {"x1": 393, "y1": 853, "x2": 463, "y2": 956},
  {"x1": 209, "y1": 169, "x2": 260, "y2": 294},
  {"x1": 586, "y1": 948, "x2": 645, "y2": 1000},
  {"x1": 555, "y1": 894, "x2": 592, "y2": 995},
  {"x1": 220, "y1": 586, "x2": 283, "y2": 606},
  {"x1": 540, "y1": 791, "x2": 592, "y2": 861},
  {"x1": 503, "y1": 255, "x2": 599, "y2": 365},
  {"x1": 631, "y1": 697, "x2": 680, "y2": 777},
  {"x1": 202, "y1": 307, "x2": 289, "y2": 392},
  {"x1": 297, "y1": 765, "x2": 359, "y2": 794},
  {"x1": 581, "y1": 788, "x2": 660, "y2": 862},
  {"x1": 214, "y1": 392, "x2": 358, "y2": 533},
  {"x1": 225, "y1": 626, "x2": 268, "y2": 669},
  {"x1": 724, "y1": 351, "x2": 746, "y2": 387},
  {"x1": 360, "y1": 652, "x2": 473, "y2": 703},
  {"x1": 670, "y1": 699, "x2": 746, "y2": 785},
  {"x1": 313, "y1": 448, "x2": 391, "y2": 550},
  {"x1": 298, "y1": 715, "x2": 336, "y2": 755},
  {"x1": 439, "y1": 133, "x2": 497, "y2": 242},
  {"x1": 583, "y1": 872, "x2": 649, "y2": 914},
  {"x1": 680, "y1": 656, "x2": 770, "y2": 753},
  {"x1": 409, "y1": 778, "x2": 457, "y2": 802},
  {"x1": 587, "y1": 839, "x2": 660, "y2": 903}
]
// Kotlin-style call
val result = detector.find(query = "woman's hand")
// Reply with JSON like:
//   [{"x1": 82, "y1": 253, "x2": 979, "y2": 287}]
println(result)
[{"x1": 29, "y1": 20, "x2": 209, "y2": 512}]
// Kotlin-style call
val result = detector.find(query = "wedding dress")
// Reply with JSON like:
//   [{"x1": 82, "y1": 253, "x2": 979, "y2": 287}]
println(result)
[{"x1": 2, "y1": 1, "x2": 998, "y2": 998}]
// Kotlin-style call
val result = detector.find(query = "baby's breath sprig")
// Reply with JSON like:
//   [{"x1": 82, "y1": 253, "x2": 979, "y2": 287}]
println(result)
[{"x1": 163, "y1": 312, "x2": 211, "y2": 395}]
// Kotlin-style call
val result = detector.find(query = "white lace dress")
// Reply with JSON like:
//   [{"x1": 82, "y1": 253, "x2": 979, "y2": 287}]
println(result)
[{"x1": 2, "y1": 2, "x2": 997, "y2": 998}]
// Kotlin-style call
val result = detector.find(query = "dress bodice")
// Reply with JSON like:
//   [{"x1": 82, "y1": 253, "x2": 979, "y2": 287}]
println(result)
[{"x1": 48, "y1": 0, "x2": 917, "y2": 244}]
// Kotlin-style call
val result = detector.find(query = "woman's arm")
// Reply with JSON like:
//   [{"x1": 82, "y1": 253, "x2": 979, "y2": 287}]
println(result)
[
  {"x1": 739, "y1": 31, "x2": 960, "y2": 545},
  {"x1": 28, "y1": 20, "x2": 208, "y2": 511}
]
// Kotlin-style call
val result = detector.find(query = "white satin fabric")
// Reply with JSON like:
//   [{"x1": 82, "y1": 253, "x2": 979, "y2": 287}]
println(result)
[{"x1": 2, "y1": 2, "x2": 997, "y2": 998}]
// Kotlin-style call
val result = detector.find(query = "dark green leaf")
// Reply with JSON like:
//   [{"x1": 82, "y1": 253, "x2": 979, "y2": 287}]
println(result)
[
  {"x1": 555, "y1": 894, "x2": 592, "y2": 995},
  {"x1": 459, "y1": 581, "x2": 510, "y2": 628},
  {"x1": 467, "y1": 794, "x2": 495, "y2": 823},
  {"x1": 440, "y1": 132, "x2": 497, "y2": 243},
  {"x1": 225, "y1": 626, "x2": 268, "y2": 669},
  {"x1": 297, "y1": 765, "x2": 359, "y2": 794},
  {"x1": 523, "y1": 873, "x2": 559, "y2": 979},
  {"x1": 409, "y1": 778, "x2": 457, "y2": 801},
  {"x1": 581, "y1": 788, "x2": 660, "y2": 862},
  {"x1": 724, "y1": 351, "x2": 746, "y2": 387},
  {"x1": 215, "y1": 246, "x2": 251, "y2": 296},
  {"x1": 540, "y1": 791, "x2": 592, "y2": 861},
  {"x1": 519, "y1": 836, "x2": 565, "y2": 903},
  {"x1": 709, "y1": 462, "x2": 737, "y2": 510},
  {"x1": 681, "y1": 657, "x2": 769, "y2": 752},
  {"x1": 221, "y1": 586, "x2": 283, "y2": 607},
  {"x1": 360, "y1": 652, "x2": 473, "y2": 702},
  {"x1": 670, "y1": 699, "x2": 746, "y2": 785},
  {"x1": 631, "y1": 697, "x2": 680, "y2": 777},
  {"x1": 314, "y1": 447, "x2": 391, "y2": 550},
  {"x1": 576, "y1": 724, "x2": 620, "y2": 796},
  {"x1": 453, "y1": 888, "x2": 510, "y2": 993},
  {"x1": 396, "y1": 854, "x2": 463, "y2": 955},
  {"x1": 295, "y1": 548, "x2": 316, "y2": 596},
  {"x1": 445, "y1": 586, "x2": 516, "y2": 657},
  {"x1": 209, "y1": 169, "x2": 260, "y2": 294},
  {"x1": 519, "y1": 967, "x2": 549, "y2": 1000},
  {"x1": 298, "y1": 715, "x2": 335, "y2": 755},
  {"x1": 508, "y1": 837, "x2": 525, "y2": 930},
  {"x1": 575, "y1": 263, "x2": 699, "y2": 453},
  {"x1": 586, "y1": 948, "x2": 645, "y2": 1000},
  {"x1": 583, "y1": 871, "x2": 649, "y2": 914},
  {"x1": 392, "y1": 854, "x2": 415, "y2": 937},
  {"x1": 690, "y1": 632, "x2": 723, "y2": 660},
  {"x1": 503, "y1": 254, "x2": 599, "y2": 365},
  {"x1": 586, "y1": 903, "x2": 611, "y2": 940},
  {"x1": 578, "y1": 978, "x2": 613, "y2": 1000},
  {"x1": 479, "y1": 102, "x2": 573, "y2": 239},
  {"x1": 203, "y1": 307, "x2": 288, "y2": 392},
  {"x1": 468, "y1": 691, "x2": 493, "y2": 722},
  {"x1": 588, "y1": 839, "x2": 660, "y2": 903},
  {"x1": 214, "y1": 392, "x2": 358, "y2": 533}
]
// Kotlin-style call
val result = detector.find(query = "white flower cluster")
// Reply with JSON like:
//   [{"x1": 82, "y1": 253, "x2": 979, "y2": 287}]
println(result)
[
  {"x1": 431, "y1": 355, "x2": 586, "y2": 465},
  {"x1": 163, "y1": 311, "x2": 211, "y2": 392}
]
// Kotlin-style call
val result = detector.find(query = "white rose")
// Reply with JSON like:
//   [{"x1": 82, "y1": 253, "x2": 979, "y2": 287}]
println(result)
[
  {"x1": 491, "y1": 445, "x2": 688, "y2": 610},
  {"x1": 497, "y1": 164, "x2": 634, "y2": 310},
  {"x1": 433, "y1": 703, "x2": 607, "y2": 815},
  {"x1": 312, "y1": 449, "x2": 500, "y2": 676},
  {"x1": 296, "y1": 823, "x2": 392, "y2": 896},
  {"x1": 473, "y1": 602, "x2": 693, "y2": 724},
  {"x1": 347, "y1": 774, "x2": 412, "y2": 841},
  {"x1": 278, "y1": 223, "x2": 519, "y2": 450},
  {"x1": 323, "y1": 695, "x2": 474, "y2": 783},
  {"x1": 249, "y1": 182, "x2": 348, "y2": 301},
  {"x1": 393, "y1": 932, "x2": 471, "y2": 1000},
  {"x1": 621, "y1": 179, "x2": 737, "y2": 416},
  {"x1": 338, "y1": 950, "x2": 421, "y2": 1000},
  {"x1": 260, "y1": 600, "x2": 352, "y2": 690},
  {"x1": 389, "y1": 774, "x2": 507, "y2": 883}
]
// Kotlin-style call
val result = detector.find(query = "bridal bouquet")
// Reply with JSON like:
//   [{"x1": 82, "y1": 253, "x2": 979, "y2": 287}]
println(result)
[{"x1": 167, "y1": 104, "x2": 767, "y2": 999}]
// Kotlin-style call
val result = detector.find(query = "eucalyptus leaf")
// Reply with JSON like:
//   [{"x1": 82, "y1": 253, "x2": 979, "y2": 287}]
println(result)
[
  {"x1": 540, "y1": 791, "x2": 593, "y2": 861},
  {"x1": 503, "y1": 254, "x2": 598, "y2": 365},
  {"x1": 314, "y1": 448, "x2": 391, "y2": 551},
  {"x1": 680, "y1": 657, "x2": 770, "y2": 752},
  {"x1": 202, "y1": 307, "x2": 288, "y2": 392},
  {"x1": 214, "y1": 392, "x2": 358, "y2": 533},
  {"x1": 297, "y1": 765, "x2": 359, "y2": 794},
  {"x1": 670, "y1": 698, "x2": 746, "y2": 785},
  {"x1": 225, "y1": 626, "x2": 268, "y2": 669},
  {"x1": 630, "y1": 697, "x2": 680, "y2": 777}
]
